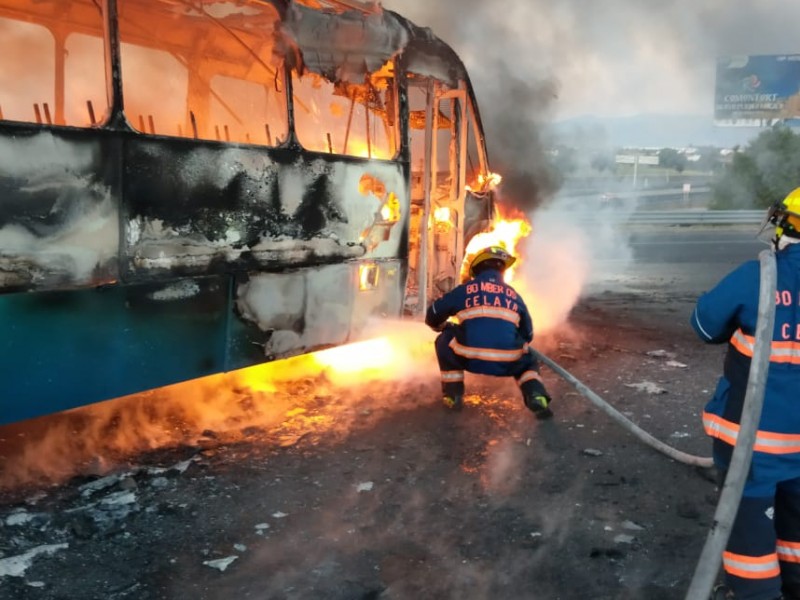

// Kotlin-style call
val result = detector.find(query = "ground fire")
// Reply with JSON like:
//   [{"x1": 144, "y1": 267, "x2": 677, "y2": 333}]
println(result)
[{"x1": 0, "y1": 205, "x2": 538, "y2": 490}]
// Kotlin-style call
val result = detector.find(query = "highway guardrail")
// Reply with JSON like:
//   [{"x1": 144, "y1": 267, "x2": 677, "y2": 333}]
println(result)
[{"x1": 623, "y1": 210, "x2": 763, "y2": 225}]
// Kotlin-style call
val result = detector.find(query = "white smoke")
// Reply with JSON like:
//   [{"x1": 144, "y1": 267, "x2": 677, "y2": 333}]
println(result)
[
  {"x1": 382, "y1": 0, "x2": 800, "y2": 120},
  {"x1": 515, "y1": 197, "x2": 635, "y2": 334}
]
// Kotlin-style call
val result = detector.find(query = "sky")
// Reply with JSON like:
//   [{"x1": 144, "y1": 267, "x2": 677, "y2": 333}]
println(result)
[
  {"x1": 378, "y1": 0, "x2": 800, "y2": 206},
  {"x1": 381, "y1": 0, "x2": 800, "y2": 121}
]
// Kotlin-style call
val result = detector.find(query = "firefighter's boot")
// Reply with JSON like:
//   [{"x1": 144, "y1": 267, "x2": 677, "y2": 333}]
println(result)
[
  {"x1": 442, "y1": 394, "x2": 464, "y2": 411},
  {"x1": 524, "y1": 393, "x2": 553, "y2": 420},
  {"x1": 441, "y1": 379, "x2": 464, "y2": 412}
]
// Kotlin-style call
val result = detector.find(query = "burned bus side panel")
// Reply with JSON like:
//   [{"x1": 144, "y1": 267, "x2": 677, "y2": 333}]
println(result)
[
  {"x1": 121, "y1": 139, "x2": 408, "y2": 278},
  {"x1": 0, "y1": 126, "x2": 409, "y2": 422},
  {"x1": 0, "y1": 125, "x2": 228, "y2": 422},
  {"x1": 0, "y1": 0, "x2": 494, "y2": 425},
  {"x1": 0, "y1": 127, "x2": 119, "y2": 291},
  {"x1": 120, "y1": 136, "x2": 409, "y2": 366}
]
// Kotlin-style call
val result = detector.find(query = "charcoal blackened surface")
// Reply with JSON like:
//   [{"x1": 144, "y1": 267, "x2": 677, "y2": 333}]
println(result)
[
  {"x1": 283, "y1": 4, "x2": 408, "y2": 81},
  {"x1": 122, "y1": 139, "x2": 362, "y2": 246},
  {"x1": 0, "y1": 128, "x2": 111, "y2": 235},
  {"x1": 0, "y1": 125, "x2": 120, "y2": 291},
  {"x1": 122, "y1": 137, "x2": 407, "y2": 280},
  {"x1": 294, "y1": 174, "x2": 347, "y2": 238},
  {"x1": 123, "y1": 140, "x2": 281, "y2": 246}
]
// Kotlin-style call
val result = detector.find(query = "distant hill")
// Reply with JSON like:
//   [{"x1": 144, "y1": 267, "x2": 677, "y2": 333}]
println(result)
[{"x1": 548, "y1": 114, "x2": 768, "y2": 149}]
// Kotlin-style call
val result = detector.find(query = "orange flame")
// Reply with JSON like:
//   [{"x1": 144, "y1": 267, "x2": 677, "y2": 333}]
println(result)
[
  {"x1": 466, "y1": 171, "x2": 503, "y2": 194},
  {"x1": 462, "y1": 206, "x2": 532, "y2": 283}
]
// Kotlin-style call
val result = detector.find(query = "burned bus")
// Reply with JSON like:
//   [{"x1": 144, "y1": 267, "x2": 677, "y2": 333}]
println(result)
[{"x1": 0, "y1": 0, "x2": 497, "y2": 424}]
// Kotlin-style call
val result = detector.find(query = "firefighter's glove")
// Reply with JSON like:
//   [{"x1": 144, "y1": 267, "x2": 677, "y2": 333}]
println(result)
[{"x1": 525, "y1": 394, "x2": 553, "y2": 420}]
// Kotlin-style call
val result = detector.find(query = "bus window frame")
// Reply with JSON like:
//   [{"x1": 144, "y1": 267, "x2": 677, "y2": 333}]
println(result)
[
  {"x1": 0, "y1": 2, "x2": 109, "y2": 128},
  {"x1": 114, "y1": 0, "x2": 289, "y2": 146},
  {"x1": 288, "y1": 64, "x2": 400, "y2": 161}
]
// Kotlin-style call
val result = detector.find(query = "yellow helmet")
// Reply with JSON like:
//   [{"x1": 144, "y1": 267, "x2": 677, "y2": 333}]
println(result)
[
  {"x1": 766, "y1": 187, "x2": 800, "y2": 239},
  {"x1": 468, "y1": 246, "x2": 516, "y2": 277}
]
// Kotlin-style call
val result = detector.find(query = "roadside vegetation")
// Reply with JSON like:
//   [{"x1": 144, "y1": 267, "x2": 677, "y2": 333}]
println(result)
[
  {"x1": 552, "y1": 125, "x2": 800, "y2": 211},
  {"x1": 710, "y1": 125, "x2": 800, "y2": 210}
]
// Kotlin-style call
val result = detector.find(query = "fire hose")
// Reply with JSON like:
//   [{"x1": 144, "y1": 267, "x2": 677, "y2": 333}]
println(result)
[
  {"x1": 528, "y1": 347, "x2": 714, "y2": 468},
  {"x1": 529, "y1": 248, "x2": 776, "y2": 600},
  {"x1": 684, "y1": 248, "x2": 777, "y2": 600}
]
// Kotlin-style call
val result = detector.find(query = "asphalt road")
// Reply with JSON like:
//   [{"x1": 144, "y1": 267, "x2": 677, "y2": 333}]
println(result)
[
  {"x1": 588, "y1": 226, "x2": 766, "y2": 297},
  {"x1": 629, "y1": 228, "x2": 763, "y2": 264}
]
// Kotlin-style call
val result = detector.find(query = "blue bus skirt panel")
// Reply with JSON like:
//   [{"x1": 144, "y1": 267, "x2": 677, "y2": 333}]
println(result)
[
  {"x1": 0, "y1": 259, "x2": 406, "y2": 425},
  {"x1": 0, "y1": 276, "x2": 230, "y2": 425}
]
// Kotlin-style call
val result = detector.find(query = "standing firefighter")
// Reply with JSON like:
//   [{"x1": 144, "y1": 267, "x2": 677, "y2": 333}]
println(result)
[
  {"x1": 425, "y1": 246, "x2": 553, "y2": 418},
  {"x1": 692, "y1": 188, "x2": 800, "y2": 600}
]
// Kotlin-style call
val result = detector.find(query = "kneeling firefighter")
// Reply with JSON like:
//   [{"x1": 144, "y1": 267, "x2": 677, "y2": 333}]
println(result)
[
  {"x1": 692, "y1": 188, "x2": 800, "y2": 600},
  {"x1": 424, "y1": 246, "x2": 553, "y2": 418}
]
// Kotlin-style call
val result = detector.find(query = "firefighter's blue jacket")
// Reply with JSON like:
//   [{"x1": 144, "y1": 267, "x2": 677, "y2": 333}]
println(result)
[
  {"x1": 691, "y1": 243, "x2": 800, "y2": 494},
  {"x1": 425, "y1": 269, "x2": 533, "y2": 376}
]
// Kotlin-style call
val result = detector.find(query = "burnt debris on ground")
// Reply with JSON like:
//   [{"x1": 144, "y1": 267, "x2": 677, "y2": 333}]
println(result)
[{"x1": 0, "y1": 293, "x2": 726, "y2": 600}]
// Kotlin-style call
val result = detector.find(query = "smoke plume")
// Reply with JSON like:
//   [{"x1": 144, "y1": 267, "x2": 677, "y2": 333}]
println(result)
[{"x1": 383, "y1": 0, "x2": 800, "y2": 206}]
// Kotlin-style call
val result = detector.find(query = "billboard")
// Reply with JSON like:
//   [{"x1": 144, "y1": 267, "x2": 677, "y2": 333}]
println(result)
[{"x1": 715, "y1": 54, "x2": 800, "y2": 126}]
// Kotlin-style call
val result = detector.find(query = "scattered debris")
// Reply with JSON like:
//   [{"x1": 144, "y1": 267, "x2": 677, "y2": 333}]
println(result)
[
  {"x1": 624, "y1": 381, "x2": 667, "y2": 394},
  {"x1": 0, "y1": 292, "x2": 722, "y2": 598},
  {"x1": 0, "y1": 544, "x2": 69, "y2": 578},
  {"x1": 146, "y1": 458, "x2": 196, "y2": 476},
  {"x1": 5, "y1": 509, "x2": 34, "y2": 526},
  {"x1": 665, "y1": 360, "x2": 688, "y2": 368},
  {"x1": 202, "y1": 556, "x2": 238, "y2": 572},
  {"x1": 79, "y1": 474, "x2": 123, "y2": 498},
  {"x1": 99, "y1": 491, "x2": 136, "y2": 508},
  {"x1": 646, "y1": 350, "x2": 676, "y2": 359},
  {"x1": 25, "y1": 492, "x2": 47, "y2": 506},
  {"x1": 150, "y1": 477, "x2": 170, "y2": 489}
]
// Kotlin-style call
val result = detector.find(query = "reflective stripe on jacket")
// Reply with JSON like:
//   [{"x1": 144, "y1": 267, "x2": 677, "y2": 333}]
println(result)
[
  {"x1": 690, "y1": 244, "x2": 800, "y2": 473},
  {"x1": 425, "y1": 268, "x2": 533, "y2": 375}
]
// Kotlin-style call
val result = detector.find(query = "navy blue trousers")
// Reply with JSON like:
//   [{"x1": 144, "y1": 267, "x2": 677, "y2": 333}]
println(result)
[
  {"x1": 721, "y1": 479, "x2": 800, "y2": 600},
  {"x1": 433, "y1": 327, "x2": 546, "y2": 400}
]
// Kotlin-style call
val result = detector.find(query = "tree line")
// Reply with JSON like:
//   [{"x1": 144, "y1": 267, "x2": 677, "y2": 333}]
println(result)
[
  {"x1": 581, "y1": 125, "x2": 800, "y2": 210},
  {"x1": 710, "y1": 125, "x2": 800, "y2": 209}
]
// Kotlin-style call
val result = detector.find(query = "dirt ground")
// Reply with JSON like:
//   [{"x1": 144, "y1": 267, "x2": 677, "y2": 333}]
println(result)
[{"x1": 0, "y1": 288, "x2": 730, "y2": 600}]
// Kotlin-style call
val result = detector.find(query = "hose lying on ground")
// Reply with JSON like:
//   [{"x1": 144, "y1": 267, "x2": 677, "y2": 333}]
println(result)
[
  {"x1": 529, "y1": 347, "x2": 714, "y2": 468},
  {"x1": 684, "y1": 248, "x2": 777, "y2": 600}
]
